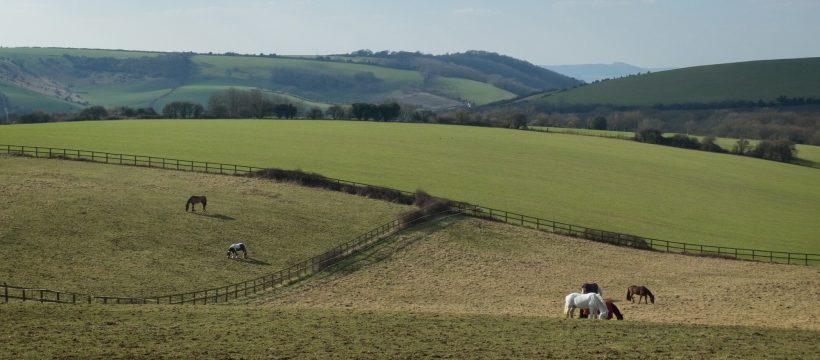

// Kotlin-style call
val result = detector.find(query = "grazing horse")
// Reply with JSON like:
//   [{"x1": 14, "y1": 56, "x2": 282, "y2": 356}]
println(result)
[
  {"x1": 564, "y1": 292, "x2": 608, "y2": 320},
  {"x1": 186, "y1": 196, "x2": 207, "y2": 212},
  {"x1": 580, "y1": 299, "x2": 624, "y2": 320},
  {"x1": 227, "y1": 243, "x2": 248, "y2": 259},
  {"x1": 581, "y1": 282, "x2": 602, "y2": 297},
  {"x1": 626, "y1": 285, "x2": 655, "y2": 304}
]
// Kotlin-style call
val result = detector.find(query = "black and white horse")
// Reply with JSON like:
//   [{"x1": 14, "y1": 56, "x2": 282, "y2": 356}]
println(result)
[{"x1": 227, "y1": 243, "x2": 248, "y2": 259}]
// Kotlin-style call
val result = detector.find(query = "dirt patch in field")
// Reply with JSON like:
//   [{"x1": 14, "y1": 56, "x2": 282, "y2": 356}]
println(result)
[{"x1": 262, "y1": 217, "x2": 820, "y2": 330}]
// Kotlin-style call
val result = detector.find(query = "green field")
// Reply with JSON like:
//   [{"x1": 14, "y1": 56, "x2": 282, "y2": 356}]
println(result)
[
  {"x1": 0, "y1": 156, "x2": 409, "y2": 295},
  {"x1": 532, "y1": 126, "x2": 820, "y2": 168},
  {"x1": 0, "y1": 47, "x2": 517, "y2": 112},
  {"x1": 530, "y1": 57, "x2": 820, "y2": 106},
  {"x1": 2, "y1": 305, "x2": 816, "y2": 359},
  {"x1": 2, "y1": 120, "x2": 819, "y2": 253}
]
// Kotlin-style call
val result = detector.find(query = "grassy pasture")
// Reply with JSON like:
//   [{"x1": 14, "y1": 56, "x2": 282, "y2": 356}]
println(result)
[
  {"x1": 0, "y1": 156, "x2": 410, "y2": 295},
  {"x1": 266, "y1": 217, "x2": 820, "y2": 330},
  {"x1": 2, "y1": 120, "x2": 818, "y2": 253},
  {"x1": 533, "y1": 126, "x2": 820, "y2": 168},
  {"x1": 1, "y1": 305, "x2": 817, "y2": 359},
  {"x1": 0, "y1": 47, "x2": 517, "y2": 112},
  {"x1": 536, "y1": 57, "x2": 820, "y2": 106}
]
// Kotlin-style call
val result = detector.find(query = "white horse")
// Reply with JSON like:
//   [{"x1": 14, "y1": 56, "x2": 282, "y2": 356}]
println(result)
[{"x1": 564, "y1": 292, "x2": 608, "y2": 320}]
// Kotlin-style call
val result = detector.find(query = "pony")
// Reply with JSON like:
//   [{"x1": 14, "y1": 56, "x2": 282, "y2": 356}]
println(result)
[
  {"x1": 580, "y1": 299, "x2": 624, "y2": 320},
  {"x1": 564, "y1": 292, "x2": 608, "y2": 320},
  {"x1": 626, "y1": 285, "x2": 655, "y2": 304},
  {"x1": 581, "y1": 282, "x2": 602, "y2": 297},
  {"x1": 186, "y1": 195, "x2": 207, "y2": 212},
  {"x1": 227, "y1": 243, "x2": 248, "y2": 259}
]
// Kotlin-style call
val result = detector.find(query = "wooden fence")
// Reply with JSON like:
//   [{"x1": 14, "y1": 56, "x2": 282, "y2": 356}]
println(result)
[
  {"x1": 453, "y1": 203, "x2": 820, "y2": 266},
  {"x1": 0, "y1": 144, "x2": 414, "y2": 197},
  {"x1": 1, "y1": 211, "x2": 446, "y2": 305},
  {"x1": 2, "y1": 143, "x2": 818, "y2": 305}
]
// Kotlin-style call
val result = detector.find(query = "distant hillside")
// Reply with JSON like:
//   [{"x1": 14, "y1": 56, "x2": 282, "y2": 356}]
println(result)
[
  {"x1": 332, "y1": 50, "x2": 582, "y2": 95},
  {"x1": 0, "y1": 48, "x2": 579, "y2": 114},
  {"x1": 541, "y1": 62, "x2": 668, "y2": 83},
  {"x1": 524, "y1": 57, "x2": 820, "y2": 108}
]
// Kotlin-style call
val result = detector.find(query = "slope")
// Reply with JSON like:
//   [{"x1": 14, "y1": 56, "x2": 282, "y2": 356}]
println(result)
[
  {"x1": 526, "y1": 57, "x2": 820, "y2": 107},
  {"x1": 265, "y1": 217, "x2": 820, "y2": 330},
  {"x1": 0, "y1": 155, "x2": 410, "y2": 295},
  {"x1": 0, "y1": 47, "x2": 524, "y2": 113},
  {"x1": 2, "y1": 120, "x2": 818, "y2": 253}
]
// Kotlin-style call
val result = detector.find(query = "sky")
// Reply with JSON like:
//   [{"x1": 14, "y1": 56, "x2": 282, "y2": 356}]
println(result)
[{"x1": 1, "y1": 0, "x2": 819, "y2": 68}]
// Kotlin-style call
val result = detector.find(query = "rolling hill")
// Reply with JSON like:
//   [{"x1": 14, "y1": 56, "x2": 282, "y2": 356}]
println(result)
[
  {"x1": 541, "y1": 62, "x2": 669, "y2": 83},
  {"x1": 0, "y1": 47, "x2": 579, "y2": 113},
  {"x1": 2, "y1": 120, "x2": 818, "y2": 253},
  {"x1": 519, "y1": 57, "x2": 820, "y2": 108}
]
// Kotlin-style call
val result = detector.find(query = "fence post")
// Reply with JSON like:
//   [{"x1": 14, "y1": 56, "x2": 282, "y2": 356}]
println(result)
[
  {"x1": 3, "y1": 283, "x2": 7, "y2": 303},
  {"x1": 787, "y1": 252, "x2": 791, "y2": 265}
]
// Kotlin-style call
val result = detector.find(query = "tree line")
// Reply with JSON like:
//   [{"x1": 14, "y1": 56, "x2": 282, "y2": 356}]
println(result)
[{"x1": 634, "y1": 128, "x2": 798, "y2": 163}]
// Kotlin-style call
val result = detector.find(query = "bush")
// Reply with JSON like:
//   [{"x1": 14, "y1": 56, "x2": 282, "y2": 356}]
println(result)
[
  {"x1": 634, "y1": 128, "x2": 664, "y2": 144},
  {"x1": 666, "y1": 134, "x2": 701, "y2": 149},
  {"x1": 249, "y1": 168, "x2": 414, "y2": 204},
  {"x1": 701, "y1": 136, "x2": 726, "y2": 153},
  {"x1": 400, "y1": 189, "x2": 452, "y2": 225},
  {"x1": 748, "y1": 140, "x2": 797, "y2": 163}
]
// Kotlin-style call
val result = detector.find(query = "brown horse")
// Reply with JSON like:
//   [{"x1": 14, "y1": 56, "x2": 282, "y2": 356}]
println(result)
[
  {"x1": 580, "y1": 299, "x2": 624, "y2": 320},
  {"x1": 186, "y1": 195, "x2": 207, "y2": 212},
  {"x1": 626, "y1": 285, "x2": 654, "y2": 304}
]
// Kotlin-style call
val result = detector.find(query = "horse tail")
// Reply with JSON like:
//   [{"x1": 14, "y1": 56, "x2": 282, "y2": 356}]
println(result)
[{"x1": 612, "y1": 303, "x2": 624, "y2": 320}]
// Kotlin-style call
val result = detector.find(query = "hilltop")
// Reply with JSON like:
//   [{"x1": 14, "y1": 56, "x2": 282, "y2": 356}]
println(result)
[
  {"x1": 0, "y1": 47, "x2": 579, "y2": 113},
  {"x1": 519, "y1": 57, "x2": 820, "y2": 108},
  {"x1": 541, "y1": 62, "x2": 669, "y2": 83}
]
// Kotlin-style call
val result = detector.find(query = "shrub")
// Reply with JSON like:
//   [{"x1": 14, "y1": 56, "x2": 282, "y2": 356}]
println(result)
[
  {"x1": 748, "y1": 140, "x2": 797, "y2": 163},
  {"x1": 634, "y1": 128, "x2": 664, "y2": 144}
]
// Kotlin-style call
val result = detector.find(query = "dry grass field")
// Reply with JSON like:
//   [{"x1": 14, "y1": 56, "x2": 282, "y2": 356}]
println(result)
[{"x1": 263, "y1": 216, "x2": 820, "y2": 330}]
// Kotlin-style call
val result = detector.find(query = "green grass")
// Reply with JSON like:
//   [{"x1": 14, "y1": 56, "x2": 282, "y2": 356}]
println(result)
[
  {"x1": 535, "y1": 57, "x2": 820, "y2": 106},
  {"x1": 0, "y1": 305, "x2": 815, "y2": 359},
  {"x1": 429, "y1": 77, "x2": 517, "y2": 105},
  {"x1": 0, "y1": 48, "x2": 518, "y2": 112},
  {"x1": 0, "y1": 83, "x2": 80, "y2": 113},
  {"x1": 0, "y1": 155, "x2": 410, "y2": 295},
  {"x1": 2, "y1": 120, "x2": 819, "y2": 253},
  {"x1": 535, "y1": 127, "x2": 820, "y2": 168}
]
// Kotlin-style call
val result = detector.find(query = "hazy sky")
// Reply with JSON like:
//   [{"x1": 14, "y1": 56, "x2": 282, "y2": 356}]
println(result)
[{"x1": 2, "y1": 0, "x2": 819, "y2": 68}]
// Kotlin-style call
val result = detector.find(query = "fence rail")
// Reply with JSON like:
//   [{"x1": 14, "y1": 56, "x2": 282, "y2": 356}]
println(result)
[
  {"x1": 453, "y1": 203, "x2": 820, "y2": 266},
  {"x1": 0, "y1": 144, "x2": 413, "y2": 197},
  {"x1": 2, "y1": 144, "x2": 818, "y2": 304},
  {"x1": 2, "y1": 210, "x2": 444, "y2": 305}
]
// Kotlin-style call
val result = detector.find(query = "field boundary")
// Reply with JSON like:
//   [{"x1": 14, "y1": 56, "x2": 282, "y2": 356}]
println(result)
[
  {"x1": 1, "y1": 210, "x2": 450, "y2": 304},
  {"x1": 2, "y1": 143, "x2": 818, "y2": 267}
]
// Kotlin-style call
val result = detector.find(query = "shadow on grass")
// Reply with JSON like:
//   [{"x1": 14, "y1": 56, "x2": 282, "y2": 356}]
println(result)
[
  {"x1": 231, "y1": 257, "x2": 270, "y2": 266},
  {"x1": 190, "y1": 212, "x2": 236, "y2": 221},
  {"x1": 272, "y1": 214, "x2": 463, "y2": 290}
]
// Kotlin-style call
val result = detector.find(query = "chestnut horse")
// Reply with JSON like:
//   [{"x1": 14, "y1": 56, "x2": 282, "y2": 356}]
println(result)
[
  {"x1": 626, "y1": 285, "x2": 655, "y2": 304},
  {"x1": 580, "y1": 299, "x2": 623, "y2": 320},
  {"x1": 186, "y1": 195, "x2": 207, "y2": 212}
]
